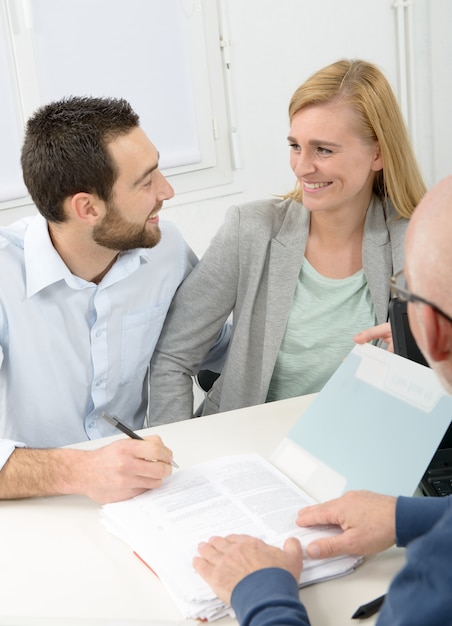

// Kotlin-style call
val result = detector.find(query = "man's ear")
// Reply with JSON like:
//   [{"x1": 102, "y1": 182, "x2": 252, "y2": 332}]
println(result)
[
  {"x1": 421, "y1": 305, "x2": 452, "y2": 363},
  {"x1": 70, "y1": 192, "x2": 104, "y2": 225}
]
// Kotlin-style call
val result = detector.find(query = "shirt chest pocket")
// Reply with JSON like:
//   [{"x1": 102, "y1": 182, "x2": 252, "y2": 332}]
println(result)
[{"x1": 119, "y1": 305, "x2": 168, "y2": 385}]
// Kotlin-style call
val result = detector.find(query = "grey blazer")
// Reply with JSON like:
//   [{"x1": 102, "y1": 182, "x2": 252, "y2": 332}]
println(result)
[{"x1": 149, "y1": 195, "x2": 407, "y2": 423}]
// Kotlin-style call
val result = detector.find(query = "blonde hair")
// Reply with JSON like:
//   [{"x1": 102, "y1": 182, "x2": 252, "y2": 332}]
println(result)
[{"x1": 286, "y1": 59, "x2": 426, "y2": 218}]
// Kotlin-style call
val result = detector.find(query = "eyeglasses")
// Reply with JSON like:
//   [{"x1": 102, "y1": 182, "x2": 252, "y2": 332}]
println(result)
[{"x1": 390, "y1": 270, "x2": 452, "y2": 325}]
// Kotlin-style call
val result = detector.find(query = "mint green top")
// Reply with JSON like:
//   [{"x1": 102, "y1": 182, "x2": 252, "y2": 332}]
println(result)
[{"x1": 266, "y1": 258, "x2": 376, "y2": 401}]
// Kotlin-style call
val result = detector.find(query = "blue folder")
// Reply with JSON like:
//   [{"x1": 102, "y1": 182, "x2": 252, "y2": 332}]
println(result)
[{"x1": 271, "y1": 343, "x2": 452, "y2": 502}]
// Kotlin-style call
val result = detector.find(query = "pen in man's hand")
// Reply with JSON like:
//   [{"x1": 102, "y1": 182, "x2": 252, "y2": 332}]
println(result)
[
  {"x1": 101, "y1": 412, "x2": 179, "y2": 468},
  {"x1": 352, "y1": 594, "x2": 386, "y2": 619}
]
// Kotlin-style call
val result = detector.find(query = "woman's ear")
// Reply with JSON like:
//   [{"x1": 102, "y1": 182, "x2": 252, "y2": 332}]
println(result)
[{"x1": 371, "y1": 142, "x2": 383, "y2": 172}]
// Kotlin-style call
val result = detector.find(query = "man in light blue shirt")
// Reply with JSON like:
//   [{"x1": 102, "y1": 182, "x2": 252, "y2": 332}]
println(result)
[{"x1": 0, "y1": 96, "x2": 226, "y2": 503}]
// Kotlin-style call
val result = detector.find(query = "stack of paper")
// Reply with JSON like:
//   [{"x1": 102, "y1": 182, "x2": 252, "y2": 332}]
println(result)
[{"x1": 101, "y1": 453, "x2": 362, "y2": 622}]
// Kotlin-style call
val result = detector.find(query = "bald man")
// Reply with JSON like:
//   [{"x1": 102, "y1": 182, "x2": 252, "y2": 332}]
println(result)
[{"x1": 193, "y1": 175, "x2": 452, "y2": 625}]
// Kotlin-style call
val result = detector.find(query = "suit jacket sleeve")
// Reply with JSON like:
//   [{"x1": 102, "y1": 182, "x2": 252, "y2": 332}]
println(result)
[
  {"x1": 395, "y1": 494, "x2": 451, "y2": 547},
  {"x1": 377, "y1": 501, "x2": 452, "y2": 625},
  {"x1": 148, "y1": 206, "x2": 241, "y2": 424},
  {"x1": 232, "y1": 568, "x2": 311, "y2": 626}
]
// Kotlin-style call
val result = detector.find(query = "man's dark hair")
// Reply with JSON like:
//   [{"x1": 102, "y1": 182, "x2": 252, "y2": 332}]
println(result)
[{"x1": 21, "y1": 96, "x2": 140, "y2": 222}]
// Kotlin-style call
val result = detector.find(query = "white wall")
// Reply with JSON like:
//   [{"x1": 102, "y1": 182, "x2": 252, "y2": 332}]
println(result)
[
  {"x1": 164, "y1": 0, "x2": 398, "y2": 256},
  {"x1": 428, "y1": 0, "x2": 451, "y2": 183},
  {"x1": 163, "y1": 0, "x2": 452, "y2": 256},
  {"x1": 1, "y1": 0, "x2": 450, "y2": 259}
]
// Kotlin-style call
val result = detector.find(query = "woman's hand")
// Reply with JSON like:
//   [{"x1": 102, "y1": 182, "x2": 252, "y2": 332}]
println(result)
[{"x1": 354, "y1": 322, "x2": 393, "y2": 351}]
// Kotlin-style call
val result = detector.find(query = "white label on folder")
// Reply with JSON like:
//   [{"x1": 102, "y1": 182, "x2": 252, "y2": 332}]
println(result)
[
  {"x1": 271, "y1": 438, "x2": 346, "y2": 502},
  {"x1": 354, "y1": 344, "x2": 444, "y2": 411}
]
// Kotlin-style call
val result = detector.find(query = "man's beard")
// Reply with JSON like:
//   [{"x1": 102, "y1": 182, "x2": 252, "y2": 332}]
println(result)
[{"x1": 93, "y1": 200, "x2": 161, "y2": 251}]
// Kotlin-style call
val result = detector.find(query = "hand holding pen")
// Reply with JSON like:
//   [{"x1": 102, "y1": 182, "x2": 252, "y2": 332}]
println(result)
[
  {"x1": 71, "y1": 412, "x2": 177, "y2": 504},
  {"x1": 101, "y1": 411, "x2": 178, "y2": 468}
]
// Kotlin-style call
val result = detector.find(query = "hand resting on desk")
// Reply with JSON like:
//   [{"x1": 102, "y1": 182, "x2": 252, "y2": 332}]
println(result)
[
  {"x1": 193, "y1": 534, "x2": 303, "y2": 605},
  {"x1": 0, "y1": 436, "x2": 174, "y2": 503},
  {"x1": 296, "y1": 490, "x2": 397, "y2": 559}
]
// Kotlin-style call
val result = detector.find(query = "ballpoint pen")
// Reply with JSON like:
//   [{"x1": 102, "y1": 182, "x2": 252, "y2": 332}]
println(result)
[
  {"x1": 352, "y1": 594, "x2": 386, "y2": 619},
  {"x1": 101, "y1": 411, "x2": 179, "y2": 468}
]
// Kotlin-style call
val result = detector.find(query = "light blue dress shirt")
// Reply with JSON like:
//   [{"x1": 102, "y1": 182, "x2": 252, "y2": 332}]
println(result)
[{"x1": 0, "y1": 213, "x2": 197, "y2": 468}]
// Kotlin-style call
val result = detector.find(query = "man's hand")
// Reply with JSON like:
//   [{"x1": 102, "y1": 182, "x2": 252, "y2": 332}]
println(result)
[
  {"x1": 73, "y1": 436, "x2": 174, "y2": 503},
  {"x1": 193, "y1": 534, "x2": 303, "y2": 605},
  {"x1": 296, "y1": 490, "x2": 397, "y2": 558},
  {"x1": 354, "y1": 322, "x2": 393, "y2": 351},
  {"x1": 0, "y1": 435, "x2": 174, "y2": 503}
]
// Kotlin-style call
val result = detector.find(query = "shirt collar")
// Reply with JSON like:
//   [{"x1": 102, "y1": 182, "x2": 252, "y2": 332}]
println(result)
[{"x1": 24, "y1": 214, "x2": 150, "y2": 297}]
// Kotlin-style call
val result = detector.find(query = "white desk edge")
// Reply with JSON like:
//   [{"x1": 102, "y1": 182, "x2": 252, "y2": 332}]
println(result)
[{"x1": 0, "y1": 395, "x2": 405, "y2": 626}]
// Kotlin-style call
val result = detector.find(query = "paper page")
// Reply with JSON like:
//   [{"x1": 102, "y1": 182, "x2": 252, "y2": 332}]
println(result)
[{"x1": 102, "y1": 453, "x2": 361, "y2": 621}]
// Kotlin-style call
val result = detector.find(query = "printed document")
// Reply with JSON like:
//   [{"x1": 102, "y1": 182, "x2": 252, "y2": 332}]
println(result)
[{"x1": 101, "y1": 453, "x2": 361, "y2": 622}]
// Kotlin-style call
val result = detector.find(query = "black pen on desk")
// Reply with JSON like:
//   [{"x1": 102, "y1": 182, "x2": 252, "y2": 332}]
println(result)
[
  {"x1": 101, "y1": 412, "x2": 178, "y2": 468},
  {"x1": 352, "y1": 594, "x2": 386, "y2": 619}
]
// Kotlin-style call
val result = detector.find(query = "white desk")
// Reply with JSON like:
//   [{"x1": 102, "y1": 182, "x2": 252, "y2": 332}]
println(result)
[{"x1": 0, "y1": 395, "x2": 405, "y2": 626}]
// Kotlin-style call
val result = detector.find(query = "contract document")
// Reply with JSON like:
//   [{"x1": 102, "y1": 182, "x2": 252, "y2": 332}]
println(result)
[{"x1": 101, "y1": 453, "x2": 362, "y2": 622}]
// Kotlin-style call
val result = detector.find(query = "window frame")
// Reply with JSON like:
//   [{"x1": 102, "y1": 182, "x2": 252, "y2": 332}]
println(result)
[{"x1": 0, "y1": 0, "x2": 240, "y2": 214}]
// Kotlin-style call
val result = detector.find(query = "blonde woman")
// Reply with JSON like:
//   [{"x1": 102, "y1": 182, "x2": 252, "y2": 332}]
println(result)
[{"x1": 149, "y1": 59, "x2": 426, "y2": 422}]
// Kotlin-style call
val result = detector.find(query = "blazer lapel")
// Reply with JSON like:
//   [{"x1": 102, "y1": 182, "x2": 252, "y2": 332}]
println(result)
[
  {"x1": 362, "y1": 196, "x2": 393, "y2": 324},
  {"x1": 261, "y1": 203, "x2": 309, "y2": 393}
]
